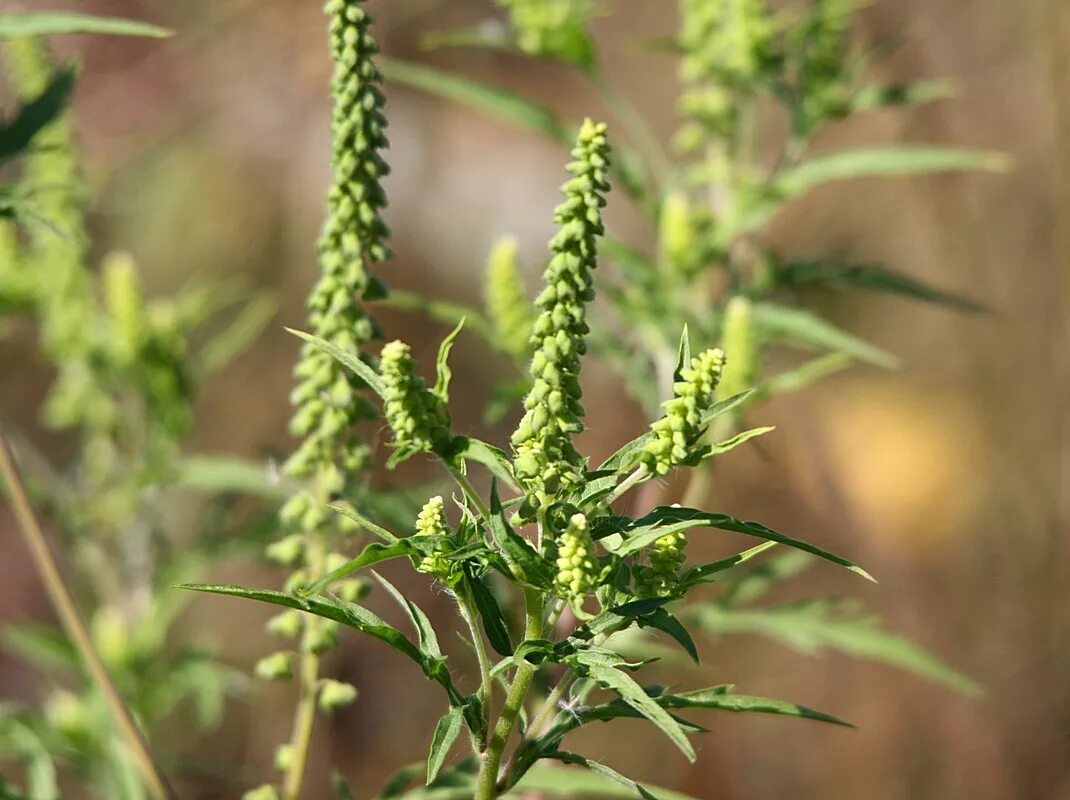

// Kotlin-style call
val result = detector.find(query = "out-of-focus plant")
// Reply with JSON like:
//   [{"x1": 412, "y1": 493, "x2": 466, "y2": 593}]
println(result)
[
  {"x1": 0, "y1": 13, "x2": 275, "y2": 800},
  {"x1": 374, "y1": 0, "x2": 994, "y2": 709}
]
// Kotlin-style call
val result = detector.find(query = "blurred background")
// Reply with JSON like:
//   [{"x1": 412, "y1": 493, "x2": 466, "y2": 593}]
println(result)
[{"x1": 1, "y1": 0, "x2": 1067, "y2": 798}]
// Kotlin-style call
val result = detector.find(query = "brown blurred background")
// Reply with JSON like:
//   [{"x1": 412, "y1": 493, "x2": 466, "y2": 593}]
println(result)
[{"x1": 1, "y1": 0, "x2": 1068, "y2": 798}]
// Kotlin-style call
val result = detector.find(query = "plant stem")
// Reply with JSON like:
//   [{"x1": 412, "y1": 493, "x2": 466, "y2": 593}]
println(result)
[
  {"x1": 281, "y1": 529, "x2": 327, "y2": 800},
  {"x1": 474, "y1": 588, "x2": 544, "y2": 799},
  {"x1": 605, "y1": 467, "x2": 647, "y2": 508},
  {"x1": 459, "y1": 594, "x2": 495, "y2": 742},
  {"x1": 0, "y1": 433, "x2": 179, "y2": 800}
]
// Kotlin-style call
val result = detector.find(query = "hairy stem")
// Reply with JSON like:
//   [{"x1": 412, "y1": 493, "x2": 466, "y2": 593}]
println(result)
[
  {"x1": 0, "y1": 433, "x2": 179, "y2": 800},
  {"x1": 474, "y1": 588, "x2": 544, "y2": 799},
  {"x1": 281, "y1": 530, "x2": 327, "y2": 800},
  {"x1": 459, "y1": 594, "x2": 495, "y2": 742}
]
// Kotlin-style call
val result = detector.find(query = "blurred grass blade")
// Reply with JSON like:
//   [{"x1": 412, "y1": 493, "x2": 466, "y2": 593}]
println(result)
[
  {"x1": 515, "y1": 762, "x2": 700, "y2": 800},
  {"x1": 852, "y1": 80, "x2": 956, "y2": 112},
  {"x1": 777, "y1": 260, "x2": 985, "y2": 312},
  {"x1": 176, "y1": 455, "x2": 292, "y2": 499},
  {"x1": 751, "y1": 302, "x2": 899, "y2": 368},
  {"x1": 195, "y1": 292, "x2": 277, "y2": 376},
  {"x1": 380, "y1": 58, "x2": 569, "y2": 143},
  {"x1": 777, "y1": 146, "x2": 1009, "y2": 198},
  {"x1": 0, "y1": 12, "x2": 171, "y2": 39},
  {"x1": 698, "y1": 600, "x2": 982, "y2": 695}
]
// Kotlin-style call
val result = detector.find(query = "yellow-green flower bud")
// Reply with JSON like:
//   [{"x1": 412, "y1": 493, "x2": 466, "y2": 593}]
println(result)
[
  {"x1": 634, "y1": 348, "x2": 726, "y2": 475},
  {"x1": 274, "y1": 744, "x2": 294, "y2": 773},
  {"x1": 318, "y1": 679, "x2": 358, "y2": 711},
  {"x1": 91, "y1": 605, "x2": 132, "y2": 668},
  {"x1": 554, "y1": 513, "x2": 597, "y2": 604},
  {"x1": 266, "y1": 610, "x2": 304, "y2": 639},
  {"x1": 266, "y1": 534, "x2": 306, "y2": 566},
  {"x1": 101, "y1": 252, "x2": 144, "y2": 367},
  {"x1": 380, "y1": 340, "x2": 453, "y2": 457},
  {"x1": 484, "y1": 236, "x2": 534, "y2": 364},
  {"x1": 512, "y1": 120, "x2": 611, "y2": 511},
  {"x1": 254, "y1": 651, "x2": 294, "y2": 681},
  {"x1": 305, "y1": 621, "x2": 340, "y2": 655},
  {"x1": 45, "y1": 691, "x2": 90, "y2": 742}
]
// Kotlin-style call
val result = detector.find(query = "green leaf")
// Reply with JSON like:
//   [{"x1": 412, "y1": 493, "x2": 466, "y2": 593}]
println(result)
[
  {"x1": 454, "y1": 437, "x2": 519, "y2": 491},
  {"x1": 177, "y1": 584, "x2": 463, "y2": 701},
  {"x1": 426, "y1": 706, "x2": 463, "y2": 784},
  {"x1": 373, "y1": 572, "x2": 443, "y2": 659},
  {"x1": 775, "y1": 146, "x2": 1009, "y2": 198},
  {"x1": 462, "y1": 568, "x2": 513, "y2": 657},
  {"x1": 760, "y1": 353, "x2": 852, "y2": 398},
  {"x1": 678, "y1": 540, "x2": 778, "y2": 587},
  {"x1": 175, "y1": 455, "x2": 292, "y2": 499},
  {"x1": 514, "y1": 763, "x2": 701, "y2": 800},
  {"x1": 538, "y1": 753, "x2": 661, "y2": 799},
  {"x1": 776, "y1": 260, "x2": 985, "y2": 312},
  {"x1": 673, "y1": 325, "x2": 691, "y2": 383},
  {"x1": 286, "y1": 327, "x2": 386, "y2": 398},
  {"x1": 0, "y1": 66, "x2": 75, "y2": 164},
  {"x1": 852, "y1": 80, "x2": 955, "y2": 112},
  {"x1": 570, "y1": 651, "x2": 695, "y2": 762},
  {"x1": 304, "y1": 541, "x2": 418, "y2": 595},
  {"x1": 638, "y1": 609, "x2": 698, "y2": 664},
  {"x1": 2, "y1": 623, "x2": 78, "y2": 673},
  {"x1": 697, "y1": 600, "x2": 982, "y2": 695},
  {"x1": 330, "y1": 505, "x2": 401, "y2": 543},
  {"x1": 750, "y1": 302, "x2": 899, "y2": 368},
  {"x1": 655, "y1": 685, "x2": 852, "y2": 726},
  {"x1": 434, "y1": 318, "x2": 466, "y2": 403},
  {"x1": 595, "y1": 506, "x2": 874, "y2": 581},
  {"x1": 703, "y1": 426, "x2": 775, "y2": 459},
  {"x1": 380, "y1": 58, "x2": 569, "y2": 143},
  {"x1": 0, "y1": 12, "x2": 171, "y2": 39},
  {"x1": 488, "y1": 482, "x2": 554, "y2": 588}
]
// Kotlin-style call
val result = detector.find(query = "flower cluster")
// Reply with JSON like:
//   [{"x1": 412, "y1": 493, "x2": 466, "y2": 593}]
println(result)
[
  {"x1": 794, "y1": 0, "x2": 854, "y2": 131},
  {"x1": 554, "y1": 513, "x2": 597, "y2": 605},
  {"x1": 635, "y1": 530, "x2": 688, "y2": 597},
  {"x1": 380, "y1": 340, "x2": 454, "y2": 458},
  {"x1": 496, "y1": 0, "x2": 595, "y2": 66},
  {"x1": 633, "y1": 348, "x2": 727, "y2": 476},
  {"x1": 414, "y1": 496, "x2": 453, "y2": 578},
  {"x1": 677, "y1": 0, "x2": 776, "y2": 146},
  {"x1": 511, "y1": 119, "x2": 611, "y2": 512}
]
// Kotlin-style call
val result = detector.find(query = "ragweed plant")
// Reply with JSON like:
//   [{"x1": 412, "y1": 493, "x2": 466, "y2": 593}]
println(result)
[
  {"x1": 185, "y1": 115, "x2": 888, "y2": 798},
  {"x1": 374, "y1": 0, "x2": 992, "y2": 707}
]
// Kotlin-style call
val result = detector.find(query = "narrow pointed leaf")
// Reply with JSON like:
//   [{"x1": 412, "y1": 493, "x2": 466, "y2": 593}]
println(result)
[
  {"x1": 0, "y1": 12, "x2": 171, "y2": 39},
  {"x1": 426, "y1": 706, "x2": 464, "y2": 784},
  {"x1": 463, "y1": 569, "x2": 513, "y2": 656},
  {"x1": 488, "y1": 482, "x2": 554, "y2": 588},
  {"x1": 286, "y1": 327, "x2": 386, "y2": 398},
  {"x1": 750, "y1": 303, "x2": 898, "y2": 368},
  {"x1": 434, "y1": 318, "x2": 465, "y2": 403},
  {"x1": 304, "y1": 540, "x2": 417, "y2": 594},
  {"x1": 373, "y1": 572, "x2": 442, "y2": 659},
  {"x1": 0, "y1": 66, "x2": 75, "y2": 164}
]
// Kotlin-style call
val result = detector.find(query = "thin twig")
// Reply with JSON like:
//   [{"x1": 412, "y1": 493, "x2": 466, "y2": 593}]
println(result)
[{"x1": 0, "y1": 432, "x2": 180, "y2": 800}]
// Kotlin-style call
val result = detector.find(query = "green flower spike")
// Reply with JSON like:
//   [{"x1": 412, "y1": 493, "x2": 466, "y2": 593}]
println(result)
[
  {"x1": 286, "y1": 0, "x2": 391, "y2": 488},
  {"x1": 634, "y1": 348, "x2": 727, "y2": 476},
  {"x1": 485, "y1": 236, "x2": 534, "y2": 364},
  {"x1": 380, "y1": 341, "x2": 453, "y2": 459},
  {"x1": 511, "y1": 119, "x2": 611, "y2": 512},
  {"x1": 554, "y1": 512, "x2": 597, "y2": 605},
  {"x1": 677, "y1": 0, "x2": 776, "y2": 146}
]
